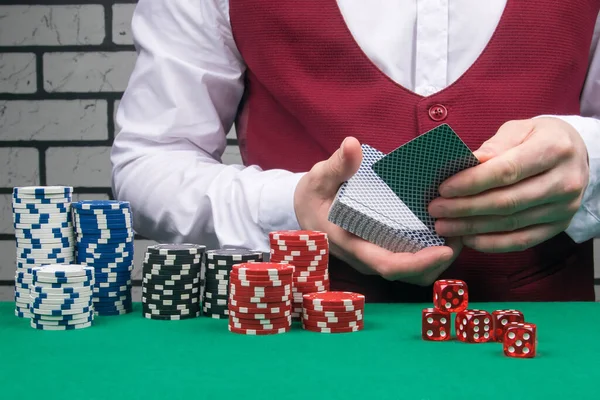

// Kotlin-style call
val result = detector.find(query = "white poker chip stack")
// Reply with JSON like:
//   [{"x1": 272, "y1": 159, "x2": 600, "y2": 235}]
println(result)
[
  {"x1": 12, "y1": 187, "x2": 75, "y2": 318},
  {"x1": 29, "y1": 264, "x2": 94, "y2": 330}
]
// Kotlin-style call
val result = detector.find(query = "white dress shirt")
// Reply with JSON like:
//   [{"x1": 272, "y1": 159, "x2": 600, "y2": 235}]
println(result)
[{"x1": 112, "y1": 0, "x2": 600, "y2": 251}]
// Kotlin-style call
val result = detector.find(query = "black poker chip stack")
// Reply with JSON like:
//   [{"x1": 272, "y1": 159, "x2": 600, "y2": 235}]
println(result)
[
  {"x1": 141, "y1": 244, "x2": 206, "y2": 320},
  {"x1": 202, "y1": 248, "x2": 263, "y2": 319}
]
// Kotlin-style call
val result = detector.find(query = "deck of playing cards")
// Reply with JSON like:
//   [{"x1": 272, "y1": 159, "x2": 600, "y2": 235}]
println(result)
[{"x1": 328, "y1": 124, "x2": 480, "y2": 253}]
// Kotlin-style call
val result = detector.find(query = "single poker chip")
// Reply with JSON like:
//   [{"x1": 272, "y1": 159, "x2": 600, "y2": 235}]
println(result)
[
  {"x1": 30, "y1": 297, "x2": 91, "y2": 308},
  {"x1": 12, "y1": 201, "x2": 71, "y2": 210},
  {"x1": 232, "y1": 262, "x2": 294, "y2": 276},
  {"x1": 205, "y1": 248, "x2": 263, "y2": 261},
  {"x1": 303, "y1": 303, "x2": 363, "y2": 313},
  {"x1": 31, "y1": 299, "x2": 93, "y2": 311},
  {"x1": 32, "y1": 264, "x2": 92, "y2": 278},
  {"x1": 228, "y1": 271, "x2": 286, "y2": 282},
  {"x1": 143, "y1": 272, "x2": 199, "y2": 281},
  {"x1": 94, "y1": 276, "x2": 132, "y2": 285},
  {"x1": 31, "y1": 309, "x2": 93, "y2": 320},
  {"x1": 142, "y1": 276, "x2": 199, "y2": 286},
  {"x1": 228, "y1": 324, "x2": 290, "y2": 335},
  {"x1": 72, "y1": 200, "x2": 130, "y2": 211},
  {"x1": 270, "y1": 260, "x2": 329, "y2": 268},
  {"x1": 95, "y1": 280, "x2": 132, "y2": 288},
  {"x1": 143, "y1": 311, "x2": 200, "y2": 320},
  {"x1": 303, "y1": 292, "x2": 365, "y2": 307},
  {"x1": 13, "y1": 186, "x2": 73, "y2": 196},
  {"x1": 229, "y1": 314, "x2": 292, "y2": 325},
  {"x1": 16, "y1": 237, "x2": 73, "y2": 245},
  {"x1": 293, "y1": 283, "x2": 329, "y2": 293},
  {"x1": 229, "y1": 316, "x2": 291, "y2": 328},
  {"x1": 146, "y1": 244, "x2": 207, "y2": 256},
  {"x1": 301, "y1": 324, "x2": 363, "y2": 333},
  {"x1": 142, "y1": 286, "x2": 199, "y2": 295},
  {"x1": 229, "y1": 294, "x2": 291, "y2": 303},
  {"x1": 30, "y1": 320, "x2": 92, "y2": 330},
  {"x1": 229, "y1": 303, "x2": 291, "y2": 315},
  {"x1": 142, "y1": 263, "x2": 200, "y2": 272},
  {"x1": 142, "y1": 296, "x2": 199, "y2": 305},
  {"x1": 204, "y1": 292, "x2": 229, "y2": 301},
  {"x1": 12, "y1": 197, "x2": 71, "y2": 205},
  {"x1": 17, "y1": 248, "x2": 74, "y2": 258},
  {"x1": 228, "y1": 298, "x2": 291, "y2": 308},
  {"x1": 270, "y1": 245, "x2": 328, "y2": 254},
  {"x1": 95, "y1": 309, "x2": 132, "y2": 316},
  {"x1": 94, "y1": 294, "x2": 131, "y2": 303},
  {"x1": 229, "y1": 277, "x2": 287, "y2": 288},
  {"x1": 303, "y1": 314, "x2": 364, "y2": 324},
  {"x1": 77, "y1": 237, "x2": 133, "y2": 245},
  {"x1": 269, "y1": 230, "x2": 327, "y2": 241},
  {"x1": 31, "y1": 314, "x2": 93, "y2": 325},
  {"x1": 33, "y1": 275, "x2": 93, "y2": 285},
  {"x1": 143, "y1": 253, "x2": 202, "y2": 262},
  {"x1": 33, "y1": 278, "x2": 93, "y2": 289},
  {"x1": 303, "y1": 308, "x2": 363, "y2": 318},
  {"x1": 269, "y1": 238, "x2": 328, "y2": 247},
  {"x1": 31, "y1": 290, "x2": 93, "y2": 300},
  {"x1": 228, "y1": 308, "x2": 291, "y2": 319},
  {"x1": 230, "y1": 287, "x2": 291, "y2": 298},
  {"x1": 270, "y1": 254, "x2": 327, "y2": 262},
  {"x1": 142, "y1": 305, "x2": 200, "y2": 316},
  {"x1": 30, "y1": 305, "x2": 92, "y2": 316},
  {"x1": 294, "y1": 273, "x2": 330, "y2": 283}
]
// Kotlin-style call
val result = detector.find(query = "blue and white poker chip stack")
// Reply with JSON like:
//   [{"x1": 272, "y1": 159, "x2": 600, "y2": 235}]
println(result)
[
  {"x1": 72, "y1": 200, "x2": 134, "y2": 316},
  {"x1": 12, "y1": 186, "x2": 75, "y2": 318},
  {"x1": 29, "y1": 264, "x2": 94, "y2": 330}
]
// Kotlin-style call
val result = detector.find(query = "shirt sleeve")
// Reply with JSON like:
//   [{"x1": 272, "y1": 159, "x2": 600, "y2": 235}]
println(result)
[
  {"x1": 551, "y1": 12, "x2": 600, "y2": 243},
  {"x1": 111, "y1": 0, "x2": 303, "y2": 251}
]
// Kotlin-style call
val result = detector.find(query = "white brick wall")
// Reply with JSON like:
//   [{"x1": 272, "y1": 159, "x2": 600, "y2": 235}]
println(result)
[
  {"x1": 0, "y1": 100, "x2": 108, "y2": 141},
  {"x1": 0, "y1": 53, "x2": 36, "y2": 93},
  {"x1": 44, "y1": 52, "x2": 137, "y2": 92},
  {"x1": 112, "y1": 4, "x2": 136, "y2": 45},
  {"x1": 0, "y1": 5, "x2": 105, "y2": 46}
]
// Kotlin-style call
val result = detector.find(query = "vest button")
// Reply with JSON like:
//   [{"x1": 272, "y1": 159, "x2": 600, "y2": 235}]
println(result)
[{"x1": 428, "y1": 104, "x2": 448, "y2": 121}]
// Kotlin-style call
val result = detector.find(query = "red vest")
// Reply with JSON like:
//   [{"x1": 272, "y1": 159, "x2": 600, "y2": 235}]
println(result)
[{"x1": 230, "y1": 0, "x2": 600, "y2": 301}]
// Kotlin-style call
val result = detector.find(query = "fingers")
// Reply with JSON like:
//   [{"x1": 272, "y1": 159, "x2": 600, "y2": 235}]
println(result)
[
  {"x1": 346, "y1": 232, "x2": 456, "y2": 281},
  {"x1": 311, "y1": 137, "x2": 362, "y2": 194},
  {"x1": 439, "y1": 121, "x2": 566, "y2": 198},
  {"x1": 435, "y1": 200, "x2": 577, "y2": 236},
  {"x1": 430, "y1": 168, "x2": 574, "y2": 219},
  {"x1": 462, "y1": 222, "x2": 567, "y2": 253}
]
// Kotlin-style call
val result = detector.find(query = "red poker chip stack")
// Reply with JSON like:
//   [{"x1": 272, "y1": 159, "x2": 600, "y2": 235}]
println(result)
[
  {"x1": 269, "y1": 230, "x2": 330, "y2": 318},
  {"x1": 302, "y1": 291, "x2": 365, "y2": 333},
  {"x1": 227, "y1": 262, "x2": 294, "y2": 335}
]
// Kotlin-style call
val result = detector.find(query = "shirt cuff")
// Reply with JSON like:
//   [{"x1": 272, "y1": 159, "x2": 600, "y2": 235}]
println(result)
[
  {"x1": 258, "y1": 171, "x2": 306, "y2": 236},
  {"x1": 537, "y1": 115, "x2": 600, "y2": 242}
]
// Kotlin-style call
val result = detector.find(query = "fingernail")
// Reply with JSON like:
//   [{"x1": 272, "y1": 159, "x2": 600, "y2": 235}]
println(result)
[{"x1": 340, "y1": 138, "x2": 348, "y2": 159}]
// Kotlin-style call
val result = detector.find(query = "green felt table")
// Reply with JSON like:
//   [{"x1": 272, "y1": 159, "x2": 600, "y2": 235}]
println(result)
[{"x1": 0, "y1": 302, "x2": 598, "y2": 400}]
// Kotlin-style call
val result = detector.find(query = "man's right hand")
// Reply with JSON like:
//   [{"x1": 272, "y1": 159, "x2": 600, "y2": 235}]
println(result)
[{"x1": 293, "y1": 137, "x2": 462, "y2": 286}]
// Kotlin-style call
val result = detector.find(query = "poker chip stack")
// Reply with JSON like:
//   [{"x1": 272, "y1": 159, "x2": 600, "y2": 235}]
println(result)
[
  {"x1": 203, "y1": 248, "x2": 263, "y2": 318},
  {"x1": 12, "y1": 186, "x2": 75, "y2": 318},
  {"x1": 72, "y1": 200, "x2": 134, "y2": 316},
  {"x1": 269, "y1": 230, "x2": 329, "y2": 318},
  {"x1": 228, "y1": 262, "x2": 294, "y2": 335},
  {"x1": 142, "y1": 244, "x2": 205, "y2": 320},
  {"x1": 29, "y1": 264, "x2": 94, "y2": 330},
  {"x1": 302, "y1": 291, "x2": 365, "y2": 333}
]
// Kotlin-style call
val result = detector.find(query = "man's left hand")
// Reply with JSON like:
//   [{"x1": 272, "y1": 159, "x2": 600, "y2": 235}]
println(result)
[{"x1": 428, "y1": 117, "x2": 589, "y2": 253}]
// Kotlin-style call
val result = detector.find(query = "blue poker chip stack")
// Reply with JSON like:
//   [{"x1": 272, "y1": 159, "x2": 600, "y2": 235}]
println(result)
[
  {"x1": 29, "y1": 264, "x2": 94, "y2": 330},
  {"x1": 72, "y1": 200, "x2": 134, "y2": 316},
  {"x1": 11, "y1": 186, "x2": 75, "y2": 318}
]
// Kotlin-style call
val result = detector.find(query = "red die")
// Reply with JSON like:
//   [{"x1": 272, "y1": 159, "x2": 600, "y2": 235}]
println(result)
[
  {"x1": 455, "y1": 309, "x2": 492, "y2": 343},
  {"x1": 492, "y1": 309, "x2": 524, "y2": 342},
  {"x1": 433, "y1": 279, "x2": 468, "y2": 312},
  {"x1": 504, "y1": 322, "x2": 537, "y2": 358},
  {"x1": 421, "y1": 308, "x2": 451, "y2": 341}
]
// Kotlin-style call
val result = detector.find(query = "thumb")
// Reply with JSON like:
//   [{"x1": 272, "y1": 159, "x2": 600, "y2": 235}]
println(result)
[
  {"x1": 318, "y1": 137, "x2": 363, "y2": 191},
  {"x1": 474, "y1": 120, "x2": 534, "y2": 162}
]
